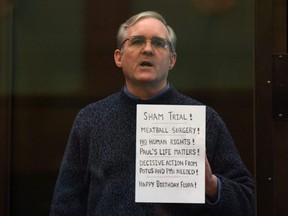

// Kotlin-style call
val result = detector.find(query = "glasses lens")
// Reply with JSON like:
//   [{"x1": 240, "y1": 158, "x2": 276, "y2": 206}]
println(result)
[
  {"x1": 129, "y1": 36, "x2": 146, "y2": 46},
  {"x1": 151, "y1": 37, "x2": 168, "y2": 49}
]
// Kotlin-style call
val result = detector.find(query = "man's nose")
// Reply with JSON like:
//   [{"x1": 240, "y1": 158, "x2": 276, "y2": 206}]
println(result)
[{"x1": 142, "y1": 40, "x2": 154, "y2": 55}]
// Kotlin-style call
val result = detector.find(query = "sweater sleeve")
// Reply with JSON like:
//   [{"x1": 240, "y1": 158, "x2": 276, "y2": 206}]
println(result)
[
  {"x1": 205, "y1": 108, "x2": 254, "y2": 216},
  {"x1": 50, "y1": 111, "x2": 90, "y2": 216}
]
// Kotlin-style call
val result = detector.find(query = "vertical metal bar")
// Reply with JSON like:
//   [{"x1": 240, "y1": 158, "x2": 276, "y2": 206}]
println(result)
[
  {"x1": 255, "y1": 0, "x2": 274, "y2": 215},
  {"x1": 0, "y1": 4, "x2": 13, "y2": 216},
  {"x1": 272, "y1": 1, "x2": 288, "y2": 216}
]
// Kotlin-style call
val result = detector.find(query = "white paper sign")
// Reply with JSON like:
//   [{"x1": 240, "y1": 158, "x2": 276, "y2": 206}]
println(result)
[{"x1": 135, "y1": 105, "x2": 206, "y2": 203}]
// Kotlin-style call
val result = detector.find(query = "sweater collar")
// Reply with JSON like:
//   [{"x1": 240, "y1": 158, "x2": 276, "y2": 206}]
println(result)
[{"x1": 123, "y1": 83, "x2": 171, "y2": 101}]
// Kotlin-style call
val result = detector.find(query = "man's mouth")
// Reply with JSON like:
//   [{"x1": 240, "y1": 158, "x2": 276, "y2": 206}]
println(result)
[{"x1": 140, "y1": 61, "x2": 153, "y2": 67}]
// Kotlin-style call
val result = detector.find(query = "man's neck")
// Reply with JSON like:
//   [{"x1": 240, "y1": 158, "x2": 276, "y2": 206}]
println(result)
[{"x1": 124, "y1": 82, "x2": 169, "y2": 100}]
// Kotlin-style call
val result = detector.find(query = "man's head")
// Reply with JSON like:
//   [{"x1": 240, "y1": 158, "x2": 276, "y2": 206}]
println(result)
[
  {"x1": 116, "y1": 11, "x2": 177, "y2": 53},
  {"x1": 114, "y1": 11, "x2": 177, "y2": 98}
]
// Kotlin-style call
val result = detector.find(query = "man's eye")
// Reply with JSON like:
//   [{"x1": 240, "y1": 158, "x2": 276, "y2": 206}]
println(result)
[
  {"x1": 152, "y1": 38, "x2": 166, "y2": 48},
  {"x1": 130, "y1": 37, "x2": 145, "y2": 45}
]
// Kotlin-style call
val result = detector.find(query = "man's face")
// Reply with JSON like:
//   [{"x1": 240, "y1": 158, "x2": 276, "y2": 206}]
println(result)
[{"x1": 114, "y1": 17, "x2": 177, "y2": 91}]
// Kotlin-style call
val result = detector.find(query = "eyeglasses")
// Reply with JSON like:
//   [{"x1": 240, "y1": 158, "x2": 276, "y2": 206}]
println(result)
[{"x1": 121, "y1": 35, "x2": 171, "y2": 50}]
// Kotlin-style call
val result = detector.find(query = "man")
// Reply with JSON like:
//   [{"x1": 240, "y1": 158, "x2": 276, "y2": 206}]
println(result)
[{"x1": 50, "y1": 11, "x2": 254, "y2": 215}]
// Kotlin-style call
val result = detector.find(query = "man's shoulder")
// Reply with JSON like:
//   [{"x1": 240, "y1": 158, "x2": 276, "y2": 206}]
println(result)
[
  {"x1": 171, "y1": 89, "x2": 203, "y2": 106},
  {"x1": 86, "y1": 92, "x2": 121, "y2": 109},
  {"x1": 75, "y1": 92, "x2": 122, "y2": 120},
  {"x1": 171, "y1": 89, "x2": 219, "y2": 118}
]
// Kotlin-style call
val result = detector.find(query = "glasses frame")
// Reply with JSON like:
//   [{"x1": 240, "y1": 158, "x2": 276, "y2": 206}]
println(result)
[{"x1": 120, "y1": 35, "x2": 172, "y2": 51}]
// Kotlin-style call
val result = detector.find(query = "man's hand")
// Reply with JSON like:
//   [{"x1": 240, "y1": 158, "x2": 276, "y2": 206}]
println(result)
[{"x1": 205, "y1": 156, "x2": 218, "y2": 201}]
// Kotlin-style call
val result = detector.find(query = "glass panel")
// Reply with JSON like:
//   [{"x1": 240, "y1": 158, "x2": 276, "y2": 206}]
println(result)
[{"x1": 9, "y1": 0, "x2": 254, "y2": 215}]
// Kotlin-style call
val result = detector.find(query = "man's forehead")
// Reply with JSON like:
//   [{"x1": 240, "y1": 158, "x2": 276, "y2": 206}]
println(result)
[{"x1": 126, "y1": 17, "x2": 169, "y2": 37}]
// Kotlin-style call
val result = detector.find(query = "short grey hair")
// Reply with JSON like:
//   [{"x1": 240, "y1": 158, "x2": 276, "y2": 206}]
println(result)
[{"x1": 117, "y1": 11, "x2": 177, "y2": 52}]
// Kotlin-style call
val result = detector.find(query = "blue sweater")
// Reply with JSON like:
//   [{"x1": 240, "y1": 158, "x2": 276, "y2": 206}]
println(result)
[{"x1": 50, "y1": 87, "x2": 254, "y2": 216}]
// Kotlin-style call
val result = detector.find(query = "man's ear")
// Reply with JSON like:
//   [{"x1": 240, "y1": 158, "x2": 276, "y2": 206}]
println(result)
[
  {"x1": 114, "y1": 49, "x2": 122, "y2": 68},
  {"x1": 169, "y1": 52, "x2": 177, "y2": 70}
]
